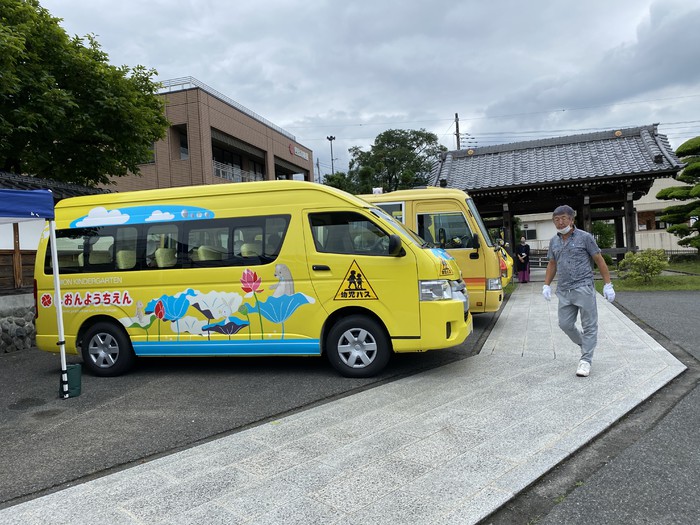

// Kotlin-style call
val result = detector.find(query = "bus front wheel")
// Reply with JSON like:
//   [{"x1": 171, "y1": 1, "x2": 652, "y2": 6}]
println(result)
[
  {"x1": 81, "y1": 322, "x2": 135, "y2": 377},
  {"x1": 326, "y1": 315, "x2": 391, "y2": 378}
]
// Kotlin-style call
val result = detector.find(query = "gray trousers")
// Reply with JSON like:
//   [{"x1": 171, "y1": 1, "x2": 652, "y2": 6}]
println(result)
[{"x1": 556, "y1": 283, "x2": 598, "y2": 363}]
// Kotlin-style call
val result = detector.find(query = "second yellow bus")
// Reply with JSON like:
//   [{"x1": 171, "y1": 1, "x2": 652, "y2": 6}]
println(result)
[{"x1": 361, "y1": 187, "x2": 506, "y2": 313}]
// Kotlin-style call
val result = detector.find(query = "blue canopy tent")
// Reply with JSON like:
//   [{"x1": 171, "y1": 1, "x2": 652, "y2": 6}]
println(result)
[{"x1": 0, "y1": 189, "x2": 72, "y2": 398}]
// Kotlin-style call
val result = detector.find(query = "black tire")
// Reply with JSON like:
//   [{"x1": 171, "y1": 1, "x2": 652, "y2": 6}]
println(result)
[
  {"x1": 81, "y1": 322, "x2": 135, "y2": 377},
  {"x1": 325, "y1": 315, "x2": 391, "y2": 378}
]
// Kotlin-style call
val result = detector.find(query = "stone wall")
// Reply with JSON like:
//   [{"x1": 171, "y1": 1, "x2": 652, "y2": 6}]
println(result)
[{"x1": 0, "y1": 294, "x2": 35, "y2": 353}]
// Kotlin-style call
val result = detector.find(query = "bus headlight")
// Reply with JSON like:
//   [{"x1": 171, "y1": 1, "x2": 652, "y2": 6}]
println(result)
[
  {"x1": 419, "y1": 280, "x2": 451, "y2": 301},
  {"x1": 450, "y1": 280, "x2": 469, "y2": 312}
]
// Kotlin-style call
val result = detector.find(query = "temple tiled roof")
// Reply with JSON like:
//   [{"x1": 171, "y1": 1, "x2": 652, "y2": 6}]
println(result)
[{"x1": 430, "y1": 124, "x2": 682, "y2": 192}]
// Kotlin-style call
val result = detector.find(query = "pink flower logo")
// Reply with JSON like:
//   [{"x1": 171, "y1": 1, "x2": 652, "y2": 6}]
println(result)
[
  {"x1": 240, "y1": 269, "x2": 265, "y2": 337},
  {"x1": 240, "y1": 269, "x2": 264, "y2": 295}
]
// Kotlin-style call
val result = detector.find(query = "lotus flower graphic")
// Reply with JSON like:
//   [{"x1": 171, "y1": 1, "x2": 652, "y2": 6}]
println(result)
[
  {"x1": 247, "y1": 293, "x2": 315, "y2": 338},
  {"x1": 240, "y1": 269, "x2": 265, "y2": 336},
  {"x1": 202, "y1": 317, "x2": 250, "y2": 339},
  {"x1": 145, "y1": 289, "x2": 196, "y2": 340}
]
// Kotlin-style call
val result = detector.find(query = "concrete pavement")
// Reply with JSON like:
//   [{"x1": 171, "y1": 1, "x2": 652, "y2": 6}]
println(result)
[{"x1": 0, "y1": 271, "x2": 686, "y2": 524}]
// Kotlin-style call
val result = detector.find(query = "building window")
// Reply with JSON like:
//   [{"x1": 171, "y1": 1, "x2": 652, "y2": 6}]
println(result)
[
  {"x1": 212, "y1": 146, "x2": 241, "y2": 167},
  {"x1": 172, "y1": 124, "x2": 188, "y2": 160},
  {"x1": 141, "y1": 142, "x2": 156, "y2": 164},
  {"x1": 179, "y1": 131, "x2": 189, "y2": 160},
  {"x1": 252, "y1": 161, "x2": 265, "y2": 176},
  {"x1": 524, "y1": 229, "x2": 537, "y2": 240}
]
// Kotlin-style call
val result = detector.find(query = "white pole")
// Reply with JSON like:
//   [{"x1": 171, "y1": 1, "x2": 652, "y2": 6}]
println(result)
[{"x1": 48, "y1": 220, "x2": 69, "y2": 398}]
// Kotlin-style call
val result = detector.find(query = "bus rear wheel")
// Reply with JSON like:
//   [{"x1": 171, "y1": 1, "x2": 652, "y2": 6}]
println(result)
[
  {"x1": 81, "y1": 322, "x2": 135, "y2": 377},
  {"x1": 326, "y1": 315, "x2": 391, "y2": 378}
]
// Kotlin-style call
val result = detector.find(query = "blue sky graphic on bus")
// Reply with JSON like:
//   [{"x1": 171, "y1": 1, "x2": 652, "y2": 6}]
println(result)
[
  {"x1": 430, "y1": 248, "x2": 455, "y2": 260},
  {"x1": 70, "y1": 204, "x2": 215, "y2": 228}
]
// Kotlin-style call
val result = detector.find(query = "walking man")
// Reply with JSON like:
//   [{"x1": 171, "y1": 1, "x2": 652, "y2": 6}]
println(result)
[{"x1": 542, "y1": 205, "x2": 615, "y2": 377}]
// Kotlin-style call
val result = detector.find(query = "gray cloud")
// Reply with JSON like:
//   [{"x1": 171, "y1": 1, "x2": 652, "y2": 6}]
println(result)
[{"x1": 41, "y1": 0, "x2": 700, "y2": 173}]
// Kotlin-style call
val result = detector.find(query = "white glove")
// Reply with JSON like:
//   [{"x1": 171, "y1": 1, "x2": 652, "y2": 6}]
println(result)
[
  {"x1": 603, "y1": 282, "x2": 615, "y2": 303},
  {"x1": 542, "y1": 284, "x2": 552, "y2": 302}
]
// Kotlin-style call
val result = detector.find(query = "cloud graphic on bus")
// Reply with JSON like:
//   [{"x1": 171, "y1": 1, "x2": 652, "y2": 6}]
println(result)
[
  {"x1": 145, "y1": 210, "x2": 176, "y2": 222},
  {"x1": 74, "y1": 207, "x2": 130, "y2": 227},
  {"x1": 71, "y1": 205, "x2": 215, "y2": 227}
]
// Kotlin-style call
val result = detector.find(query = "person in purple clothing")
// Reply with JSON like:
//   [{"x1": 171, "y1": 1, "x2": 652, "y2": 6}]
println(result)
[
  {"x1": 542, "y1": 205, "x2": 615, "y2": 377},
  {"x1": 515, "y1": 236, "x2": 530, "y2": 283}
]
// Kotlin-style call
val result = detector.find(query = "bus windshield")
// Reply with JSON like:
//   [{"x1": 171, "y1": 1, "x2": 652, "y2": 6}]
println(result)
[
  {"x1": 370, "y1": 207, "x2": 425, "y2": 246},
  {"x1": 465, "y1": 198, "x2": 495, "y2": 248}
]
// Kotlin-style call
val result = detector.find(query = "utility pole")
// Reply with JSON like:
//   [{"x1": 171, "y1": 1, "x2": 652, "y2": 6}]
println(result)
[
  {"x1": 316, "y1": 158, "x2": 321, "y2": 183},
  {"x1": 327, "y1": 136, "x2": 336, "y2": 175},
  {"x1": 454, "y1": 113, "x2": 460, "y2": 150}
]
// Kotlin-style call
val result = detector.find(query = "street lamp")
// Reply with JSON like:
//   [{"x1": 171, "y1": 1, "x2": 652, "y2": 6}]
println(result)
[{"x1": 327, "y1": 136, "x2": 336, "y2": 175}]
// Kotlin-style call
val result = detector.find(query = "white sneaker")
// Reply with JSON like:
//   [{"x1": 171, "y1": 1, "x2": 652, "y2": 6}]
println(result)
[{"x1": 576, "y1": 360, "x2": 591, "y2": 377}]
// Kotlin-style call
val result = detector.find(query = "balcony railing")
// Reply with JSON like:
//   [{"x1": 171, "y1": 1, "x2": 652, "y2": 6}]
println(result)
[{"x1": 213, "y1": 161, "x2": 264, "y2": 183}]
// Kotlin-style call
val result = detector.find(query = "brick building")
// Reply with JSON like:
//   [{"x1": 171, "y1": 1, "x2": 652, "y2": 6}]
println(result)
[{"x1": 111, "y1": 77, "x2": 314, "y2": 192}]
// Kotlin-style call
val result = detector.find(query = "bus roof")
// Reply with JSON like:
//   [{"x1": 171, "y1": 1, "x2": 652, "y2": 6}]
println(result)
[
  {"x1": 359, "y1": 187, "x2": 472, "y2": 202},
  {"x1": 55, "y1": 180, "x2": 373, "y2": 211}
]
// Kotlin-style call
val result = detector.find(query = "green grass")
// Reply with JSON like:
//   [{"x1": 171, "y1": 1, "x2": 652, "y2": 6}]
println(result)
[
  {"x1": 590, "y1": 255, "x2": 700, "y2": 292},
  {"x1": 667, "y1": 259, "x2": 700, "y2": 274},
  {"x1": 596, "y1": 274, "x2": 700, "y2": 292}
]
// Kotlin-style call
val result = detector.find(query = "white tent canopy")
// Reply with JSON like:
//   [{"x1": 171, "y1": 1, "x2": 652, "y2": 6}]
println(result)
[{"x1": 0, "y1": 189, "x2": 71, "y2": 398}]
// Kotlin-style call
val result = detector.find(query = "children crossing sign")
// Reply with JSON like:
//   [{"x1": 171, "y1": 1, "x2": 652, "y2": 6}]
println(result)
[{"x1": 334, "y1": 260, "x2": 378, "y2": 300}]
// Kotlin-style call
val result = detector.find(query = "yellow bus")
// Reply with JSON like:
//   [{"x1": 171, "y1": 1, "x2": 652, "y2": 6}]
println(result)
[
  {"x1": 34, "y1": 181, "x2": 472, "y2": 378},
  {"x1": 361, "y1": 187, "x2": 506, "y2": 313}
]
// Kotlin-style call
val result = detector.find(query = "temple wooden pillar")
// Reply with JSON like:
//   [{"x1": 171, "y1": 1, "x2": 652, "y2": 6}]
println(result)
[
  {"x1": 581, "y1": 194, "x2": 592, "y2": 232},
  {"x1": 502, "y1": 201, "x2": 514, "y2": 252},
  {"x1": 624, "y1": 190, "x2": 637, "y2": 253}
]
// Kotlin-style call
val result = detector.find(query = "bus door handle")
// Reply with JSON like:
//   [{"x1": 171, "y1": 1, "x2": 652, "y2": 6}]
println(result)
[{"x1": 312, "y1": 265, "x2": 331, "y2": 271}]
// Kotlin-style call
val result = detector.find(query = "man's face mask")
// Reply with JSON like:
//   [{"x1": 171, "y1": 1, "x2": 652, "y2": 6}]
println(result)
[{"x1": 553, "y1": 214, "x2": 573, "y2": 235}]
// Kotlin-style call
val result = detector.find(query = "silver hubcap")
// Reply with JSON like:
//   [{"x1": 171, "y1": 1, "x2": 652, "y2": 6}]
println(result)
[
  {"x1": 88, "y1": 332, "x2": 119, "y2": 368},
  {"x1": 337, "y1": 328, "x2": 377, "y2": 369}
]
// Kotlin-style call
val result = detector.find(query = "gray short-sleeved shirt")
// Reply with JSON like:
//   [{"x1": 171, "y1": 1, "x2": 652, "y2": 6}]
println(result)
[{"x1": 547, "y1": 228, "x2": 601, "y2": 291}]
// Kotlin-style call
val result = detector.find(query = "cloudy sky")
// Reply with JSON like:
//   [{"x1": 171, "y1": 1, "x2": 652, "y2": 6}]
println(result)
[{"x1": 41, "y1": 0, "x2": 700, "y2": 178}]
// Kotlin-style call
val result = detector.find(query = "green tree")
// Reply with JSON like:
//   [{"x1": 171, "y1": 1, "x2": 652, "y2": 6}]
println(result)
[
  {"x1": 591, "y1": 220, "x2": 615, "y2": 249},
  {"x1": 345, "y1": 129, "x2": 447, "y2": 194},
  {"x1": 323, "y1": 171, "x2": 357, "y2": 194},
  {"x1": 656, "y1": 136, "x2": 700, "y2": 253},
  {"x1": 0, "y1": 0, "x2": 169, "y2": 187}
]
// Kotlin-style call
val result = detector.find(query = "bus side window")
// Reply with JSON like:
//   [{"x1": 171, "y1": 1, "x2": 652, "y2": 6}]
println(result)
[
  {"x1": 187, "y1": 224, "x2": 229, "y2": 263},
  {"x1": 82, "y1": 230, "x2": 114, "y2": 269},
  {"x1": 238, "y1": 227, "x2": 262, "y2": 257},
  {"x1": 417, "y1": 214, "x2": 435, "y2": 244},
  {"x1": 433, "y1": 212, "x2": 474, "y2": 249},
  {"x1": 146, "y1": 224, "x2": 179, "y2": 269},
  {"x1": 310, "y1": 212, "x2": 389, "y2": 255},
  {"x1": 264, "y1": 216, "x2": 288, "y2": 258},
  {"x1": 115, "y1": 227, "x2": 138, "y2": 270}
]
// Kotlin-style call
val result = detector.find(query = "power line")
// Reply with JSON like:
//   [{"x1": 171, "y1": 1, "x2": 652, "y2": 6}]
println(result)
[
  {"x1": 286, "y1": 93, "x2": 700, "y2": 132},
  {"x1": 299, "y1": 120, "x2": 700, "y2": 146}
]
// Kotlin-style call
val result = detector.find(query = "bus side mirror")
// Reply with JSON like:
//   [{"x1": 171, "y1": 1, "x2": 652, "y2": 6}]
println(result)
[
  {"x1": 438, "y1": 227, "x2": 447, "y2": 248},
  {"x1": 388, "y1": 234, "x2": 403, "y2": 256},
  {"x1": 472, "y1": 235, "x2": 480, "y2": 249}
]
